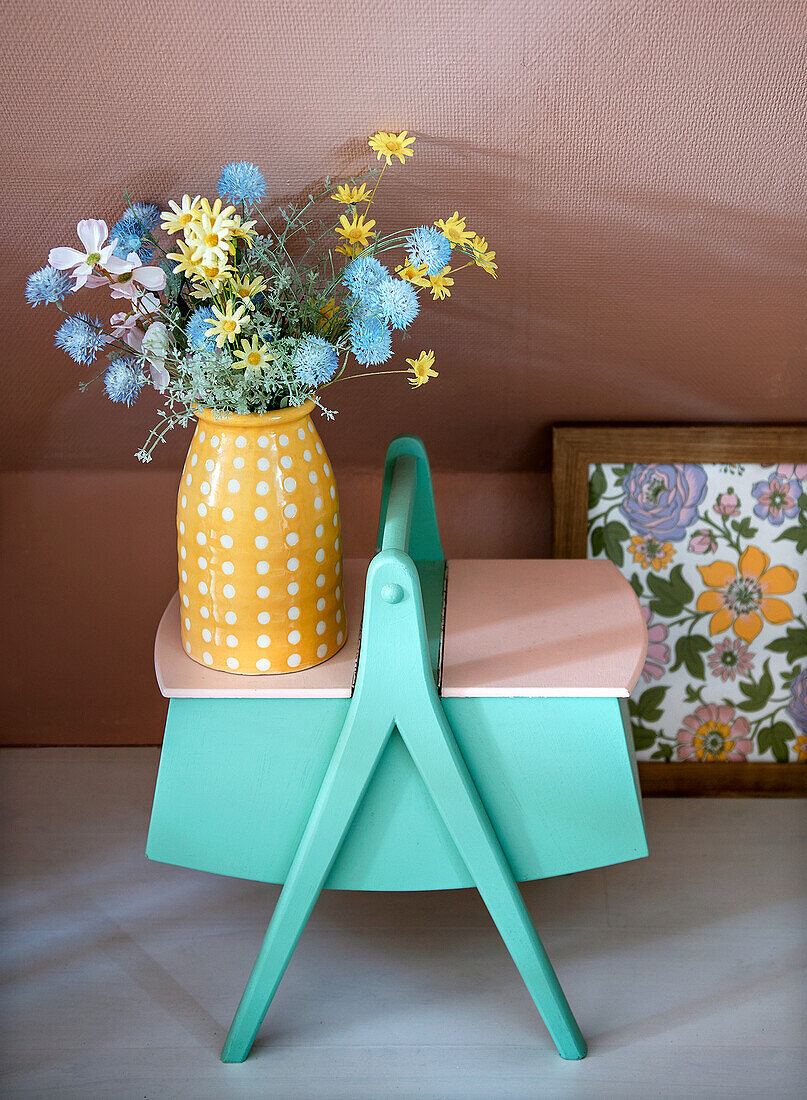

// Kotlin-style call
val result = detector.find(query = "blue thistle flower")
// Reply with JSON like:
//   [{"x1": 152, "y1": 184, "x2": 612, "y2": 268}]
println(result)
[
  {"x1": 111, "y1": 214, "x2": 153, "y2": 261},
  {"x1": 25, "y1": 265, "x2": 73, "y2": 307},
  {"x1": 104, "y1": 358, "x2": 143, "y2": 406},
  {"x1": 127, "y1": 202, "x2": 161, "y2": 229},
  {"x1": 342, "y1": 256, "x2": 387, "y2": 303},
  {"x1": 404, "y1": 226, "x2": 451, "y2": 275},
  {"x1": 349, "y1": 315, "x2": 392, "y2": 366},
  {"x1": 54, "y1": 313, "x2": 106, "y2": 364},
  {"x1": 376, "y1": 277, "x2": 419, "y2": 330},
  {"x1": 185, "y1": 306, "x2": 216, "y2": 350},
  {"x1": 217, "y1": 161, "x2": 267, "y2": 205},
  {"x1": 292, "y1": 335, "x2": 339, "y2": 387}
]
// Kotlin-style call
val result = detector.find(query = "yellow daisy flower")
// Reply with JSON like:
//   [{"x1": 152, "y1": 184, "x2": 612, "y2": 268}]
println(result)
[
  {"x1": 368, "y1": 130, "x2": 416, "y2": 165},
  {"x1": 395, "y1": 260, "x2": 431, "y2": 287},
  {"x1": 229, "y1": 214, "x2": 257, "y2": 244},
  {"x1": 468, "y1": 234, "x2": 498, "y2": 277},
  {"x1": 428, "y1": 265, "x2": 454, "y2": 300},
  {"x1": 335, "y1": 212, "x2": 376, "y2": 251},
  {"x1": 331, "y1": 183, "x2": 371, "y2": 204},
  {"x1": 335, "y1": 240, "x2": 366, "y2": 258},
  {"x1": 406, "y1": 350, "x2": 438, "y2": 388},
  {"x1": 230, "y1": 273, "x2": 266, "y2": 306},
  {"x1": 167, "y1": 239, "x2": 202, "y2": 278},
  {"x1": 696, "y1": 546, "x2": 797, "y2": 643},
  {"x1": 198, "y1": 197, "x2": 236, "y2": 223},
  {"x1": 204, "y1": 300, "x2": 249, "y2": 348},
  {"x1": 317, "y1": 297, "x2": 336, "y2": 328},
  {"x1": 232, "y1": 335, "x2": 276, "y2": 376},
  {"x1": 161, "y1": 195, "x2": 202, "y2": 235},
  {"x1": 435, "y1": 212, "x2": 475, "y2": 249},
  {"x1": 186, "y1": 212, "x2": 235, "y2": 267},
  {"x1": 628, "y1": 535, "x2": 675, "y2": 571}
]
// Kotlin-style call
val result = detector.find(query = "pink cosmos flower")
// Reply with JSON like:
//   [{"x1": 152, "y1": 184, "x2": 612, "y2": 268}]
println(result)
[
  {"x1": 776, "y1": 464, "x2": 807, "y2": 480},
  {"x1": 688, "y1": 529, "x2": 717, "y2": 554},
  {"x1": 713, "y1": 490, "x2": 740, "y2": 516},
  {"x1": 677, "y1": 703, "x2": 752, "y2": 762},
  {"x1": 85, "y1": 252, "x2": 166, "y2": 301},
  {"x1": 110, "y1": 311, "x2": 145, "y2": 352},
  {"x1": 707, "y1": 638, "x2": 754, "y2": 682},
  {"x1": 48, "y1": 219, "x2": 131, "y2": 289},
  {"x1": 641, "y1": 605, "x2": 670, "y2": 682}
]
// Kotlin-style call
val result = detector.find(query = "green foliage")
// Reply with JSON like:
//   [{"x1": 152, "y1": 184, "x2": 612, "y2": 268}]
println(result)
[
  {"x1": 647, "y1": 565, "x2": 694, "y2": 618},
  {"x1": 731, "y1": 517, "x2": 758, "y2": 539},
  {"x1": 588, "y1": 465, "x2": 607, "y2": 509},
  {"x1": 629, "y1": 685, "x2": 669, "y2": 724},
  {"x1": 590, "y1": 520, "x2": 629, "y2": 566},
  {"x1": 766, "y1": 627, "x2": 807, "y2": 666},
  {"x1": 671, "y1": 634, "x2": 712, "y2": 679},
  {"x1": 651, "y1": 743, "x2": 674, "y2": 762},
  {"x1": 629, "y1": 572, "x2": 643, "y2": 598},
  {"x1": 757, "y1": 721, "x2": 796, "y2": 762},
  {"x1": 775, "y1": 494, "x2": 807, "y2": 553},
  {"x1": 735, "y1": 659, "x2": 774, "y2": 713}
]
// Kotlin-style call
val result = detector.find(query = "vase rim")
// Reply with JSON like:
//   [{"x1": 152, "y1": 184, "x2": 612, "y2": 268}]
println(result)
[{"x1": 192, "y1": 399, "x2": 316, "y2": 428}]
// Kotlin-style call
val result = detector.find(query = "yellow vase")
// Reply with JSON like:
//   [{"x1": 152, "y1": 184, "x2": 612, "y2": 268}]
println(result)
[{"x1": 176, "y1": 400, "x2": 346, "y2": 673}]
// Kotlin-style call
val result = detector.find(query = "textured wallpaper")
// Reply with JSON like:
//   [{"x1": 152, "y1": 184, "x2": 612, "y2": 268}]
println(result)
[{"x1": 3, "y1": 0, "x2": 806, "y2": 473}]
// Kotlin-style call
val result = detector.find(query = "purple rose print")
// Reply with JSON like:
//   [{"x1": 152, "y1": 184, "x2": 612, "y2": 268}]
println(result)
[
  {"x1": 751, "y1": 474, "x2": 801, "y2": 525},
  {"x1": 619, "y1": 463, "x2": 708, "y2": 542},
  {"x1": 788, "y1": 669, "x2": 807, "y2": 734}
]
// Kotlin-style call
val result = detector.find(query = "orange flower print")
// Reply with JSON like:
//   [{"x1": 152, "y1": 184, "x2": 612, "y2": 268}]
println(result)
[
  {"x1": 795, "y1": 735, "x2": 807, "y2": 763},
  {"x1": 696, "y1": 546, "x2": 797, "y2": 643},
  {"x1": 628, "y1": 535, "x2": 675, "y2": 571}
]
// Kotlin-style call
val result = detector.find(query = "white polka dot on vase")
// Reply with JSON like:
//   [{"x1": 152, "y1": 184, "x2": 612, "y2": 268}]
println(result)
[
  {"x1": 225, "y1": 611, "x2": 237, "y2": 625},
  {"x1": 227, "y1": 479, "x2": 240, "y2": 493},
  {"x1": 323, "y1": 464, "x2": 330, "y2": 476},
  {"x1": 332, "y1": 515, "x2": 338, "y2": 527},
  {"x1": 316, "y1": 597, "x2": 325, "y2": 611},
  {"x1": 315, "y1": 524, "x2": 324, "y2": 538},
  {"x1": 307, "y1": 422, "x2": 314, "y2": 433},
  {"x1": 286, "y1": 532, "x2": 299, "y2": 546},
  {"x1": 336, "y1": 609, "x2": 342, "y2": 623},
  {"x1": 256, "y1": 658, "x2": 271, "y2": 671},
  {"x1": 257, "y1": 634, "x2": 271, "y2": 649},
  {"x1": 287, "y1": 653, "x2": 301, "y2": 668},
  {"x1": 288, "y1": 606, "x2": 300, "y2": 620},
  {"x1": 330, "y1": 486, "x2": 335, "y2": 499},
  {"x1": 256, "y1": 481, "x2": 269, "y2": 495},
  {"x1": 202, "y1": 628, "x2": 212, "y2": 642},
  {"x1": 316, "y1": 574, "x2": 325, "y2": 586},
  {"x1": 316, "y1": 620, "x2": 326, "y2": 635},
  {"x1": 198, "y1": 431, "x2": 205, "y2": 442},
  {"x1": 298, "y1": 428, "x2": 306, "y2": 440},
  {"x1": 222, "y1": 507, "x2": 234, "y2": 521},
  {"x1": 181, "y1": 495, "x2": 187, "y2": 509},
  {"x1": 179, "y1": 520, "x2": 185, "y2": 535},
  {"x1": 254, "y1": 506, "x2": 267, "y2": 521},
  {"x1": 314, "y1": 496, "x2": 322, "y2": 509},
  {"x1": 191, "y1": 454, "x2": 198, "y2": 467},
  {"x1": 182, "y1": 593, "x2": 189, "y2": 607},
  {"x1": 335, "y1": 586, "x2": 341, "y2": 599},
  {"x1": 258, "y1": 435, "x2": 269, "y2": 448},
  {"x1": 226, "y1": 634, "x2": 238, "y2": 648},
  {"x1": 317, "y1": 644, "x2": 327, "y2": 659},
  {"x1": 283, "y1": 477, "x2": 296, "y2": 492},
  {"x1": 200, "y1": 606, "x2": 209, "y2": 619},
  {"x1": 335, "y1": 561, "x2": 341, "y2": 574},
  {"x1": 222, "y1": 561, "x2": 234, "y2": 575},
  {"x1": 257, "y1": 560, "x2": 269, "y2": 574},
  {"x1": 185, "y1": 641, "x2": 191, "y2": 654},
  {"x1": 226, "y1": 657, "x2": 239, "y2": 670},
  {"x1": 258, "y1": 611, "x2": 270, "y2": 625},
  {"x1": 223, "y1": 583, "x2": 235, "y2": 599},
  {"x1": 303, "y1": 449, "x2": 311, "y2": 462},
  {"x1": 337, "y1": 631, "x2": 344, "y2": 644},
  {"x1": 200, "y1": 481, "x2": 211, "y2": 495},
  {"x1": 257, "y1": 585, "x2": 270, "y2": 598},
  {"x1": 235, "y1": 435, "x2": 247, "y2": 448},
  {"x1": 288, "y1": 629, "x2": 301, "y2": 645},
  {"x1": 278, "y1": 434, "x2": 288, "y2": 446},
  {"x1": 198, "y1": 581, "x2": 208, "y2": 594},
  {"x1": 197, "y1": 503, "x2": 207, "y2": 517},
  {"x1": 315, "y1": 548, "x2": 325, "y2": 562},
  {"x1": 316, "y1": 442, "x2": 322, "y2": 454},
  {"x1": 221, "y1": 534, "x2": 233, "y2": 549},
  {"x1": 180, "y1": 546, "x2": 187, "y2": 560},
  {"x1": 211, "y1": 435, "x2": 219, "y2": 447},
  {"x1": 334, "y1": 537, "x2": 340, "y2": 551},
  {"x1": 255, "y1": 535, "x2": 268, "y2": 549},
  {"x1": 233, "y1": 456, "x2": 244, "y2": 469},
  {"x1": 257, "y1": 457, "x2": 270, "y2": 471},
  {"x1": 287, "y1": 557, "x2": 299, "y2": 571},
  {"x1": 184, "y1": 617, "x2": 191, "y2": 630},
  {"x1": 186, "y1": 473, "x2": 192, "y2": 486},
  {"x1": 287, "y1": 582, "x2": 299, "y2": 596},
  {"x1": 308, "y1": 471, "x2": 318, "y2": 484},
  {"x1": 196, "y1": 532, "x2": 206, "y2": 545},
  {"x1": 205, "y1": 458, "x2": 214, "y2": 472},
  {"x1": 203, "y1": 652, "x2": 213, "y2": 665},
  {"x1": 280, "y1": 455, "x2": 292, "y2": 469},
  {"x1": 197, "y1": 556, "x2": 207, "y2": 569},
  {"x1": 284, "y1": 503, "x2": 297, "y2": 519}
]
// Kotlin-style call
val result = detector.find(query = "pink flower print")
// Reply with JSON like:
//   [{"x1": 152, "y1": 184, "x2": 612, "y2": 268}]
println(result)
[
  {"x1": 751, "y1": 474, "x2": 801, "y2": 526},
  {"x1": 677, "y1": 703, "x2": 752, "y2": 762},
  {"x1": 688, "y1": 529, "x2": 717, "y2": 554},
  {"x1": 776, "y1": 464, "x2": 807, "y2": 481},
  {"x1": 641, "y1": 605, "x2": 670, "y2": 682},
  {"x1": 707, "y1": 638, "x2": 754, "y2": 682},
  {"x1": 713, "y1": 490, "x2": 740, "y2": 517}
]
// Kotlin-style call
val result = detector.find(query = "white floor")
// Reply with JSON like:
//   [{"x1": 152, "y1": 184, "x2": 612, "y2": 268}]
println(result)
[{"x1": 1, "y1": 750, "x2": 805, "y2": 1099}]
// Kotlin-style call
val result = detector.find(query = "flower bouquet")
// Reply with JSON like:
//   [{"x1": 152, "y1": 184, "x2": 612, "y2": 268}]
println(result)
[{"x1": 28, "y1": 130, "x2": 497, "y2": 673}]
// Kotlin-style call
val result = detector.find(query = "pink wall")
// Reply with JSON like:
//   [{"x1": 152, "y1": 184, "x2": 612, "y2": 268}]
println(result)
[{"x1": 2, "y1": 0, "x2": 806, "y2": 742}]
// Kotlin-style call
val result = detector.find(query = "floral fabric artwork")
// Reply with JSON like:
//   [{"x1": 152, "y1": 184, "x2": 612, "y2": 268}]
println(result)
[{"x1": 587, "y1": 462, "x2": 807, "y2": 763}]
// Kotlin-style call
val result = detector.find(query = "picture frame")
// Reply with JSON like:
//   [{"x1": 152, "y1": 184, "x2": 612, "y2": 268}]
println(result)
[{"x1": 553, "y1": 424, "x2": 807, "y2": 796}]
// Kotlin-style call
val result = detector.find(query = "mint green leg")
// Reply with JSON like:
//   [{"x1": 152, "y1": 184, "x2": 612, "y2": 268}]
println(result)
[{"x1": 221, "y1": 703, "x2": 394, "y2": 1063}]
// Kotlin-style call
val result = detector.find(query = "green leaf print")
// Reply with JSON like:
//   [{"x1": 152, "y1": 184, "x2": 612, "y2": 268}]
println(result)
[
  {"x1": 629, "y1": 685, "x2": 669, "y2": 724},
  {"x1": 757, "y1": 721, "x2": 796, "y2": 763},
  {"x1": 602, "y1": 521, "x2": 629, "y2": 567},
  {"x1": 736, "y1": 659, "x2": 775, "y2": 713},
  {"x1": 647, "y1": 565, "x2": 694, "y2": 618},
  {"x1": 671, "y1": 634, "x2": 712, "y2": 679},
  {"x1": 589, "y1": 465, "x2": 607, "y2": 509},
  {"x1": 766, "y1": 627, "x2": 807, "y2": 665}
]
